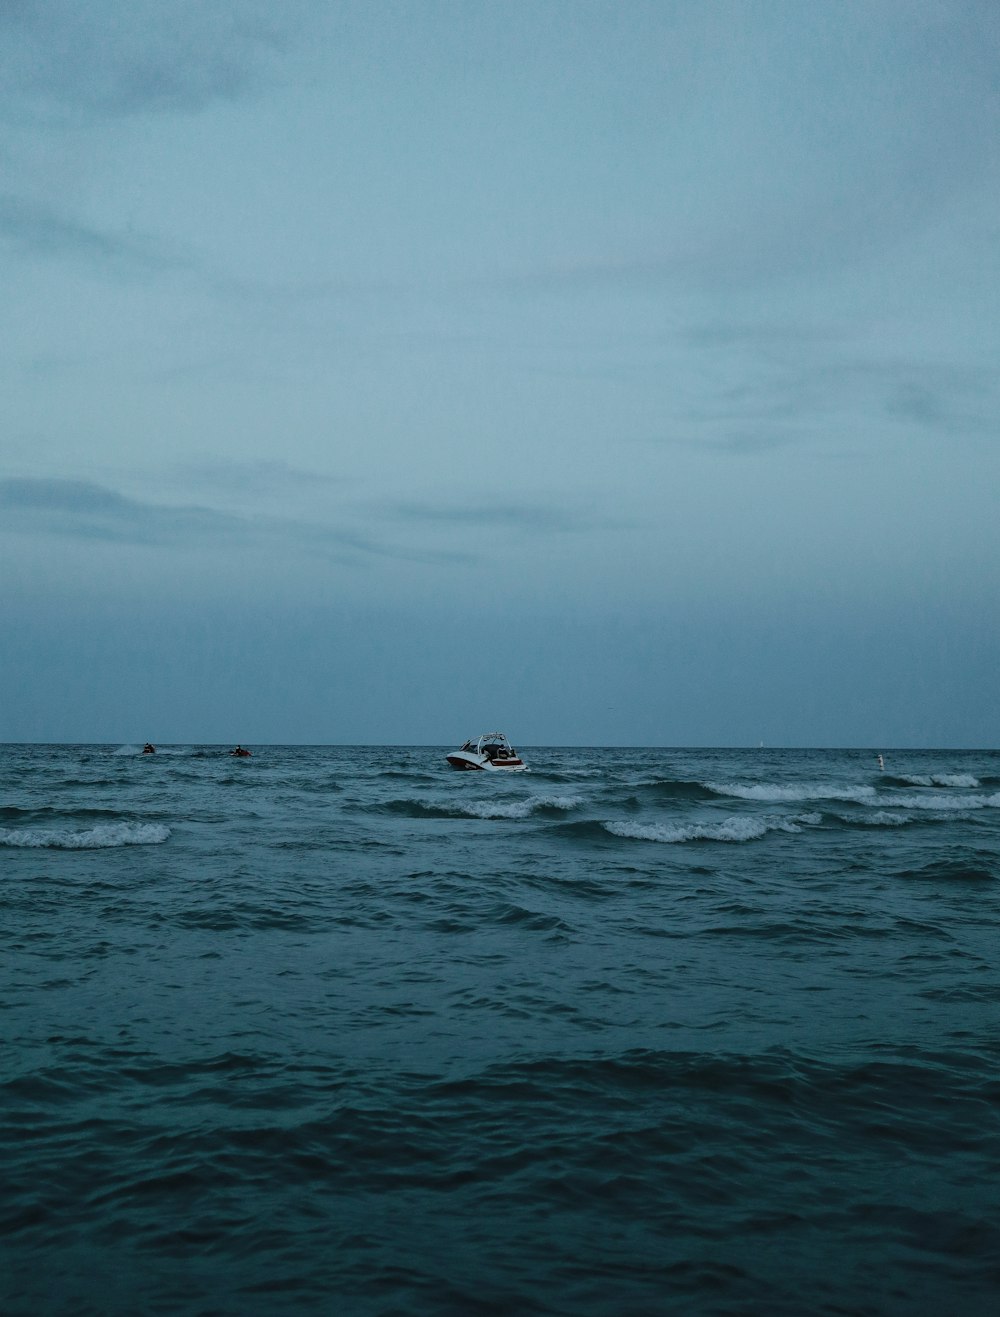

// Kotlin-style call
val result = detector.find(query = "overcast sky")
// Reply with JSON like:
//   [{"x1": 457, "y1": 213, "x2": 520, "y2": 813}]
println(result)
[{"x1": 2, "y1": 0, "x2": 998, "y2": 746}]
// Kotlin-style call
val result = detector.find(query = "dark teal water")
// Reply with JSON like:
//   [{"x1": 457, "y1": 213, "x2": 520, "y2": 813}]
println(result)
[{"x1": 2, "y1": 744, "x2": 999, "y2": 1314}]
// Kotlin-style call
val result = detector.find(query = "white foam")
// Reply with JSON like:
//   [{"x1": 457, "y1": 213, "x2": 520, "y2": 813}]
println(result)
[
  {"x1": 707, "y1": 781, "x2": 876, "y2": 804},
  {"x1": 895, "y1": 773, "x2": 980, "y2": 788},
  {"x1": 855, "y1": 811, "x2": 911, "y2": 827},
  {"x1": 603, "y1": 814, "x2": 806, "y2": 844},
  {"x1": 456, "y1": 794, "x2": 583, "y2": 821},
  {"x1": 456, "y1": 800, "x2": 535, "y2": 820},
  {"x1": 872, "y1": 791, "x2": 1000, "y2": 812},
  {"x1": 0, "y1": 822, "x2": 170, "y2": 849}
]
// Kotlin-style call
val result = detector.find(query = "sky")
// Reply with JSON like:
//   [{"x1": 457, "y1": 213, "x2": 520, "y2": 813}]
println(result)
[{"x1": 2, "y1": 0, "x2": 999, "y2": 746}]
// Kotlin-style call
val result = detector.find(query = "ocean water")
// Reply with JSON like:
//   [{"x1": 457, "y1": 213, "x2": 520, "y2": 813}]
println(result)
[{"x1": 2, "y1": 742, "x2": 998, "y2": 1316}]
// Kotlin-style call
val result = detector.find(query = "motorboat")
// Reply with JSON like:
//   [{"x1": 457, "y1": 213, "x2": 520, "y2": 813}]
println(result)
[
  {"x1": 446, "y1": 732, "x2": 526, "y2": 771},
  {"x1": 230, "y1": 745, "x2": 252, "y2": 758},
  {"x1": 142, "y1": 743, "x2": 156, "y2": 755}
]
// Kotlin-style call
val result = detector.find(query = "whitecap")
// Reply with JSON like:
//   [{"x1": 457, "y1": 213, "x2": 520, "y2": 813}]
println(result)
[
  {"x1": 873, "y1": 792, "x2": 1000, "y2": 813},
  {"x1": 456, "y1": 794, "x2": 583, "y2": 821},
  {"x1": 853, "y1": 811, "x2": 911, "y2": 827},
  {"x1": 895, "y1": 773, "x2": 980, "y2": 788},
  {"x1": 707, "y1": 781, "x2": 876, "y2": 804},
  {"x1": 602, "y1": 815, "x2": 804, "y2": 844},
  {"x1": 0, "y1": 822, "x2": 170, "y2": 849}
]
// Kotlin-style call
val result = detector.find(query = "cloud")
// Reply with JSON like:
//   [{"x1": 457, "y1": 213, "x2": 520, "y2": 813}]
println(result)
[
  {"x1": 0, "y1": 194, "x2": 187, "y2": 271},
  {"x1": 0, "y1": 477, "x2": 254, "y2": 547},
  {"x1": 387, "y1": 499, "x2": 620, "y2": 535},
  {"x1": 0, "y1": 1, "x2": 310, "y2": 121},
  {"x1": 667, "y1": 324, "x2": 1000, "y2": 451},
  {"x1": 169, "y1": 461, "x2": 346, "y2": 496},
  {"x1": 0, "y1": 477, "x2": 471, "y2": 565}
]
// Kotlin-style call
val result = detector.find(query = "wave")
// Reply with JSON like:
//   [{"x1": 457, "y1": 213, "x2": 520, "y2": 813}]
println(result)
[
  {"x1": 375, "y1": 795, "x2": 583, "y2": 821},
  {"x1": 706, "y1": 780, "x2": 1000, "y2": 814},
  {"x1": 872, "y1": 791, "x2": 1000, "y2": 813},
  {"x1": 884, "y1": 773, "x2": 980, "y2": 788},
  {"x1": 0, "y1": 805, "x2": 144, "y2": 824},
  {"x1": 895, "y1": 858, "x2": 996, "y2": 883},
  {"x1": 0, "y1": 822, "x2": 170, "y2": 849},
  {"x1": 839, "y1": 810, "x2": 914, "y2": 829},
  {"x1": 706, "y1": 781, "x2": 877, "y2": 804},
  {"x1": 644, "y1": 778, "x2": 718, "y2": 802},
  {"x1": 377, "y1": 768, "x2": 441, "y2": 783},
  {"x1": 603, "y1": 814, "x2": 815, "y2": 844}
]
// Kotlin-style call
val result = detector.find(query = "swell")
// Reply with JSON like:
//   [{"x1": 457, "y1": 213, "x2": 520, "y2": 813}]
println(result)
[
  {"x1": 602, "y1": 815, "x2": 812, "y2": 844},
  {"x1": 0, "y1": 805, "x2": 170, "y2": 823},
  {"x1": 4, "y1": 1045, "x2": 996, "y2": 1239},
  {"x1": 882, "y1": 773, "x2": 981, "y2": 789},
  {"x1": 364, "y1": 795, "x2": 583, "y2": 822},
  {"x1": 0, "y1": 822, "x2": 170, "y2": 849},
  {"x1": 894, "y1": 852, "x2": 997, "y2": 883},
  {"x1": 549, "y1": 811, "x2": 822, "y2": 845},
  {"x1": 706, "y1": 780, "x2": 877, "y2": 805},
  {"x1": 705, "y1": 780, "x2": 1000, "y2": 815},
  {"x1": 641, "y1": 778, "x2": 719, "y2": 802},
  {"x1": 6, "y1": 1042, "x2": 996, "y2": 1176}
]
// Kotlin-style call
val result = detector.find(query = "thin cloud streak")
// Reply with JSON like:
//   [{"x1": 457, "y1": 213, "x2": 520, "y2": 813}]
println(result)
[
  {"x1": 0, "y1": 194, "x2": 187, "y2": 271},
  {"x1": 169, "y1": 461, "x2": 347, "y2": 496},
  {"x1": 0, "y1": 0, "x2": 308, "y2": 122},
  {"x1": 387, "y1": 500, "x2": 619, "y2": 535},
  {"x1": 0, "y1": 478, "x2": 473, "y2": 565}
]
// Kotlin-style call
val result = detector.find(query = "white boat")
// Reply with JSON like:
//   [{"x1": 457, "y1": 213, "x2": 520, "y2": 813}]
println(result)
[{"x1": 446, "y1": 732, "x2": 526, "y2": 772}]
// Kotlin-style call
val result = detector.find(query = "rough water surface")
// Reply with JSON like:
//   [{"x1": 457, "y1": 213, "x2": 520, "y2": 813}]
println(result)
[{"x1": 2, "y1": 744, "x2": 998, "y2": 1315}]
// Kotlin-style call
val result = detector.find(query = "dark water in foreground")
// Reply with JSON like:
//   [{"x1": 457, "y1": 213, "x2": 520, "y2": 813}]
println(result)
[{"x1": 2, "y1": 743, "x2": 998, "y2": 1315}]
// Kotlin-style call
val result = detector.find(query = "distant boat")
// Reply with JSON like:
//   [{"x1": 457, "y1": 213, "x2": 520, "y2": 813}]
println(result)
[
  {"x1": 446, "y1": 732, "x2": 526, "y2": 772},
  {"x1": 142, "y1": 743, "x2": 156, "y2": 755},
  {"x1": 230, "y1": 745, "x2": 252, "y2": 758}
]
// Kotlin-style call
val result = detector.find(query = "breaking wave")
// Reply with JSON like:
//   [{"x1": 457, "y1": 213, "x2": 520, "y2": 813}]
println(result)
[
  {"x1": 843, "y1": 810, "x2": 914, "y2": 828},
  {"x1": 874, "y1": 791, "x2": 1000, "y2": 812},
  {"x1": 706, "y1": 781, "x2": 1000, "y2": 813},
  {"x1": 376, "y1": 795, "x2": 583, "y2": 822},
  {"x1": 884, "y1": 773, "x2": 980, "y2": 788},
  {"x1": 0, "y1": 822, "x2": 170, "y2": 849},
  {"x1": 603, "y1": 814, "x2": 814, "y2": 844},
  {"x1": 706, "y1": 781, "x2": 877, "y2": 804}
]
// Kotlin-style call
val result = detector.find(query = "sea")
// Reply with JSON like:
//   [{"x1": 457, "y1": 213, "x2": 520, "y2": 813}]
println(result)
[{"x1": 2, "y1": 743, "x2": 998, "y2": 1316}]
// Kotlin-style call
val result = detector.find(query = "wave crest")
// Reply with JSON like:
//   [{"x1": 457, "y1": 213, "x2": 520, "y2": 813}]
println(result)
[
  {"x1": 885, "y1": 773, "x2": 980, "y2": 788},
  {"x1": 603, "y1": 815, "x2": 810, "y2": 844},
  {"x1": 707, "y1": 781, "x2": 876, "y2": 804},
  {"x1": 874, "y1": 791, "x2": 1000, "y2": 813},
  {"x1": 379, "y1": 794, "x2": 583, "y2": 822},
  {"x1": 0, "y1": 822, "x2": 170, "y2": 849}
]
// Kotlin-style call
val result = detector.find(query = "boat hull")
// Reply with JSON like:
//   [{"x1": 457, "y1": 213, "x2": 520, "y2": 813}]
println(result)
[{"x1": 446, "y1": 751, "x2": 525, "y2": 771}]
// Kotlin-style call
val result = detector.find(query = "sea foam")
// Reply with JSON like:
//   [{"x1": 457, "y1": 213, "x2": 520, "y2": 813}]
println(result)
[
  {"x1": 603, "y1": 815, "x2": 809, "y2": 844},
  {"x1": 891, "y1": 773, "x2": 980, "y2": 788},
  {"x1": 455, "y1": 794, "x2": 583, "y2": 821},
  {"x1": 0, "y1": 822, "x2": 170, "y2": 848},
  {"x1": 873, "y1": 791, "x2": 1000, "y2": 812},
  {"x1": 706, "y1": 781, "x2": 877, "y2": 804}
]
